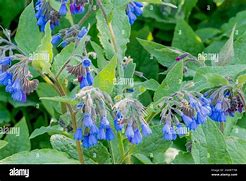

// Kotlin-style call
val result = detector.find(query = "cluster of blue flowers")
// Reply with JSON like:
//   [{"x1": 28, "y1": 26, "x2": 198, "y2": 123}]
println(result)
[
  {"x1": 74, "y1": 113, "x2": 114, "y2": 148},
  {"x1": 35, "y1": 0, "x2": 87, "y2": 32},
  {"x1": 52, "y1": 26, "x2": 88, "y2": 47},
  {"x1": 74, "y1": 87, "x2": 115, "y2": 148},
  {"x1": 79, "y1": 57, "x2": 94, "y2": 89},
  {"x1": 35, "y1": 0, "x2": 61, "y2": 31},
  {"x1": 161, "y1": 94, "x2": 211, "y2": 141},
  {"x1": 126, "y1": 1, "x2": 144, "y2": 25},
  {"x1": 66, "y1": 56, "x2": 93, "y2": 89},
  {"x1": 113, "y1": 98, "x2": 152, "y2": 144},
  {"x1": 70, "y1": 0, "x2": 87, "y2": 15},
  {"x1": 0, "y1": 57, "x2": 38, "y2": 102},
  {"x1": 207, "y1": 87, "x2": 244, "y2": 122}
]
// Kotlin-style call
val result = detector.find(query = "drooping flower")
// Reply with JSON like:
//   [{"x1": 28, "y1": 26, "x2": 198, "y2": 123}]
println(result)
[
  {"x1": 67, "y1": 56, "x2": 93, "y2": 89},
  {"x1": 70, "y1": 0, "x2": 87, "y2": 14},
  {"x1": 0, "y1": 57, "x2": 12, "y2": 66},
  {"x1": 206, "y1": 86, "x2": 245, "y2": 122},
  {"x1": 51, "y1": 26, "x2": 88, "y2": 47},
  {"x1": 59, "y1": 0, "x2": 68, "y2": 16},
  {"x1": 75, "y1": 87, "x2": 115, "y2": 148},
  {"x1": 74, "y1": 128, "x2": 83, "y2": 141},
  {"x1": 35, "y1": 0, "x2": 61, "y2": 31},
  {"x1": 113, "y1": 98, "x2": 152, "y2": 144},
  {"x1": 126, "y1": 1, "x2": 144, "y2": 25},
  {"x1": 159, "y1": 90, "x2": 211, "y2": 141}
]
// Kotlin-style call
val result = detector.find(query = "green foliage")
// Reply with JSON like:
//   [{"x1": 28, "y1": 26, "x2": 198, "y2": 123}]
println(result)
[
  {"x1": 1, "y1": 0, "x2": 246, "y2": 165},
  {"x1": 0, "y1": 149, "x2": 79, "y2": 164},
  {"x1": 94, "y1": 56, "x2": 117, "y2": 94},
  {"x1": 0, "y1": 118, "x2": 31, "y2": 160},
  {"x1": 15, "y1": 1, "x2": 43, "y2": 54},
  {"x1": 154, "y1": 61, "x2": 183, "y2": 101}
]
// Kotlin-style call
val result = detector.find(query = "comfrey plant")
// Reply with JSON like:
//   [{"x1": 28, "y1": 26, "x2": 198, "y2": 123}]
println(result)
[
  {"x1": 52, "y1": 25, "x2": 88, "y2": 47},
  {"x1": 74, "y1": 86, "x2": 114, "y2": 148},
  {"x1": 1, "y1": 0, "x2": 246, "y2": 165},
  {"x1": 126, "y1": 1, "x2": 144, "y2": 25},
  {"x1": 157, "y1": 89, "x2": 211, "y2": 141},
  {"x1": 0, "y1": 28, "x2": 38, "y2": 102},
  {"x1": 206, "y1": 86, "x2": 245, "y2": 122},
  {"x1": 113, "y1": 98, "x2": 152, "y2": 144}
]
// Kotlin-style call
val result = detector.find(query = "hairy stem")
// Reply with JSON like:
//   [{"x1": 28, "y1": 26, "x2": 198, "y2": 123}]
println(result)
[
  {"x1": 97, "y1": 0, "x2": 129, "y2": 164},
  {"x1": 41, "y1": 75, "x2": 84, "y2": 164},
  {"x1": 53, "y1": 79, "x2": 84, "y2": 164}
]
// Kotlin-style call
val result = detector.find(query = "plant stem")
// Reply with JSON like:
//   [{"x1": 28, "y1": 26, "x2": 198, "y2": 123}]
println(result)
[
  {"x1": 78, "y1": 0, "x2": 94, "y2": 26},
  {"x1": 97, "y1": 0, "x2": 125, "y2": 90},
  {"x1": 108, "y1": 141, "x2": 116, "y2": 164},
  {"x1": 53, "y1": 79, "x2": 84, "y2": 164},
  {"x1": 220, "y1": 122, "x2": 225, "y2": 133},
  {"x1": 41, "y1": 74, "x2": 84, "y2": 164},
  {"x1": 97, "y1": 0, "x2": 130, "y2": 164},
  {"x1": 117, "y1": 132, "x2": 125, "y2": 159}
]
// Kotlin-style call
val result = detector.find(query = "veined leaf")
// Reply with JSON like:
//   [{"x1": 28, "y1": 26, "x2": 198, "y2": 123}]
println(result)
[
  {"x1": 32, "y1": 23, "x2": 53, "y2": 74},
  {"x1": 15, "y1": 1, "x2": 43, "y2": 54},
  {"x1": 0, "y1": 118, "x2": 31, "y2": 160},
  {"x1": 154, "y1": 61, "x2": 183, "y2": 101},
  {"x1": 94, "y1": 56, "x2": 117, "y2": 94}
]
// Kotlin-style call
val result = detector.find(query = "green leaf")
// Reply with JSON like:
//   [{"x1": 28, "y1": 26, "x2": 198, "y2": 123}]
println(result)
[
  {"x1": 32, "y1": 23, "x2": 53, "y2": 74},
  {"x1": 196, "y1": 28, "x2": 221, "y2": 42},
  {"x1": 0, "y1": 140, "x2": 8, "y2": 149},
  {"x1": 226, "y1": 137, "x2": 246, "y2": 163},
  {"x1": 50, "y1": 134, "x2": 79, "y2": 161},
  {"x1": 180, "y1": 0, "x2": 198, "y2": 20},
  {"x1": 0, "y1": 105, "x2": 10, "y2": 124},
  {"x1": 232, "y1": 31, "x2": 246, "y2": 64},
  {"x1": 138, "y1": 38, "x2": 181, "y2": 67},
  {"x1": 124, "y1": 62, "x2": 136, "y2": 78},
  {"x1": 237, "y1": 74, "x2": 246, "y2": 87},
  {"x1": 172, "y1": 151, "x2": 194, "y2": 164},
  {"x1": 135, "y1": 125, "x2": 171, "y2": 156},
  {"x1": 205, "y1": 73, "x2": 229, "y2": 86},
  {"x1": 132, "y1": 153, "x2": 153, "y2": 164},
  {"x1": 94, "y1": 56, "x2": 117, "y2": 94},
  {"x1": 36, "y1": 83, "x2": 61, "y2": 117},
  {"x1": 133, "y1": 79, "x2": 160, "y2": 97},
  {"x1": 230, "y1": 126, "x2": 246, "y2": 140},
  {"x1": 193, "y1": 64, "x2": 246, "y2": 91},
  {"x1": 154, "y1": 61, "x2": 183, "y2": 101},
  {"x1": 48, "y1": 0, "x2": 61, "y2": 12},
  {"x1": 15, "y1": 1, "x2": 43, "y2": 54},
  {"x1": 50, "y1": 134, "x2": 111, "y2": 163},
  {"x1": 172, "y1": 19, "x2": 204, "y2": 55},
  {"x1": 128, "y1": 27, "x2": 159, "y2": 80},
  {"x1": 0, "y1": 0, "x2": 25, "y2": 27},
  {"x1": 96, "y1": 0, "x2": 130, "y2": 60},
  {"x1": 191, "y1": 120, "x2": 232, "y2": 164},
  {"x1": 0, "y1": 118, "x2": 31, "y2": 160},
  {"x1": 40, "y1": 96, "x2": 79, "y2": 105},
  {"x1": 52, "y1": 43, "x2": 75, "y2": 81},
  {"x1": 213, "y1": 25, "x2": 235, "y2": 66},
  {"x1": 0, "y1": 149, "x2": 79, "y2": 164},
  {"x1": 30, "y1": 125, "x2": 64, "y2": 139},
  {"x1": 222, "y1": 10, "x2": 246, "y2": 37},
  {"x1": 90, "y1": 41, "x2": 107, "y2": 69}
]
